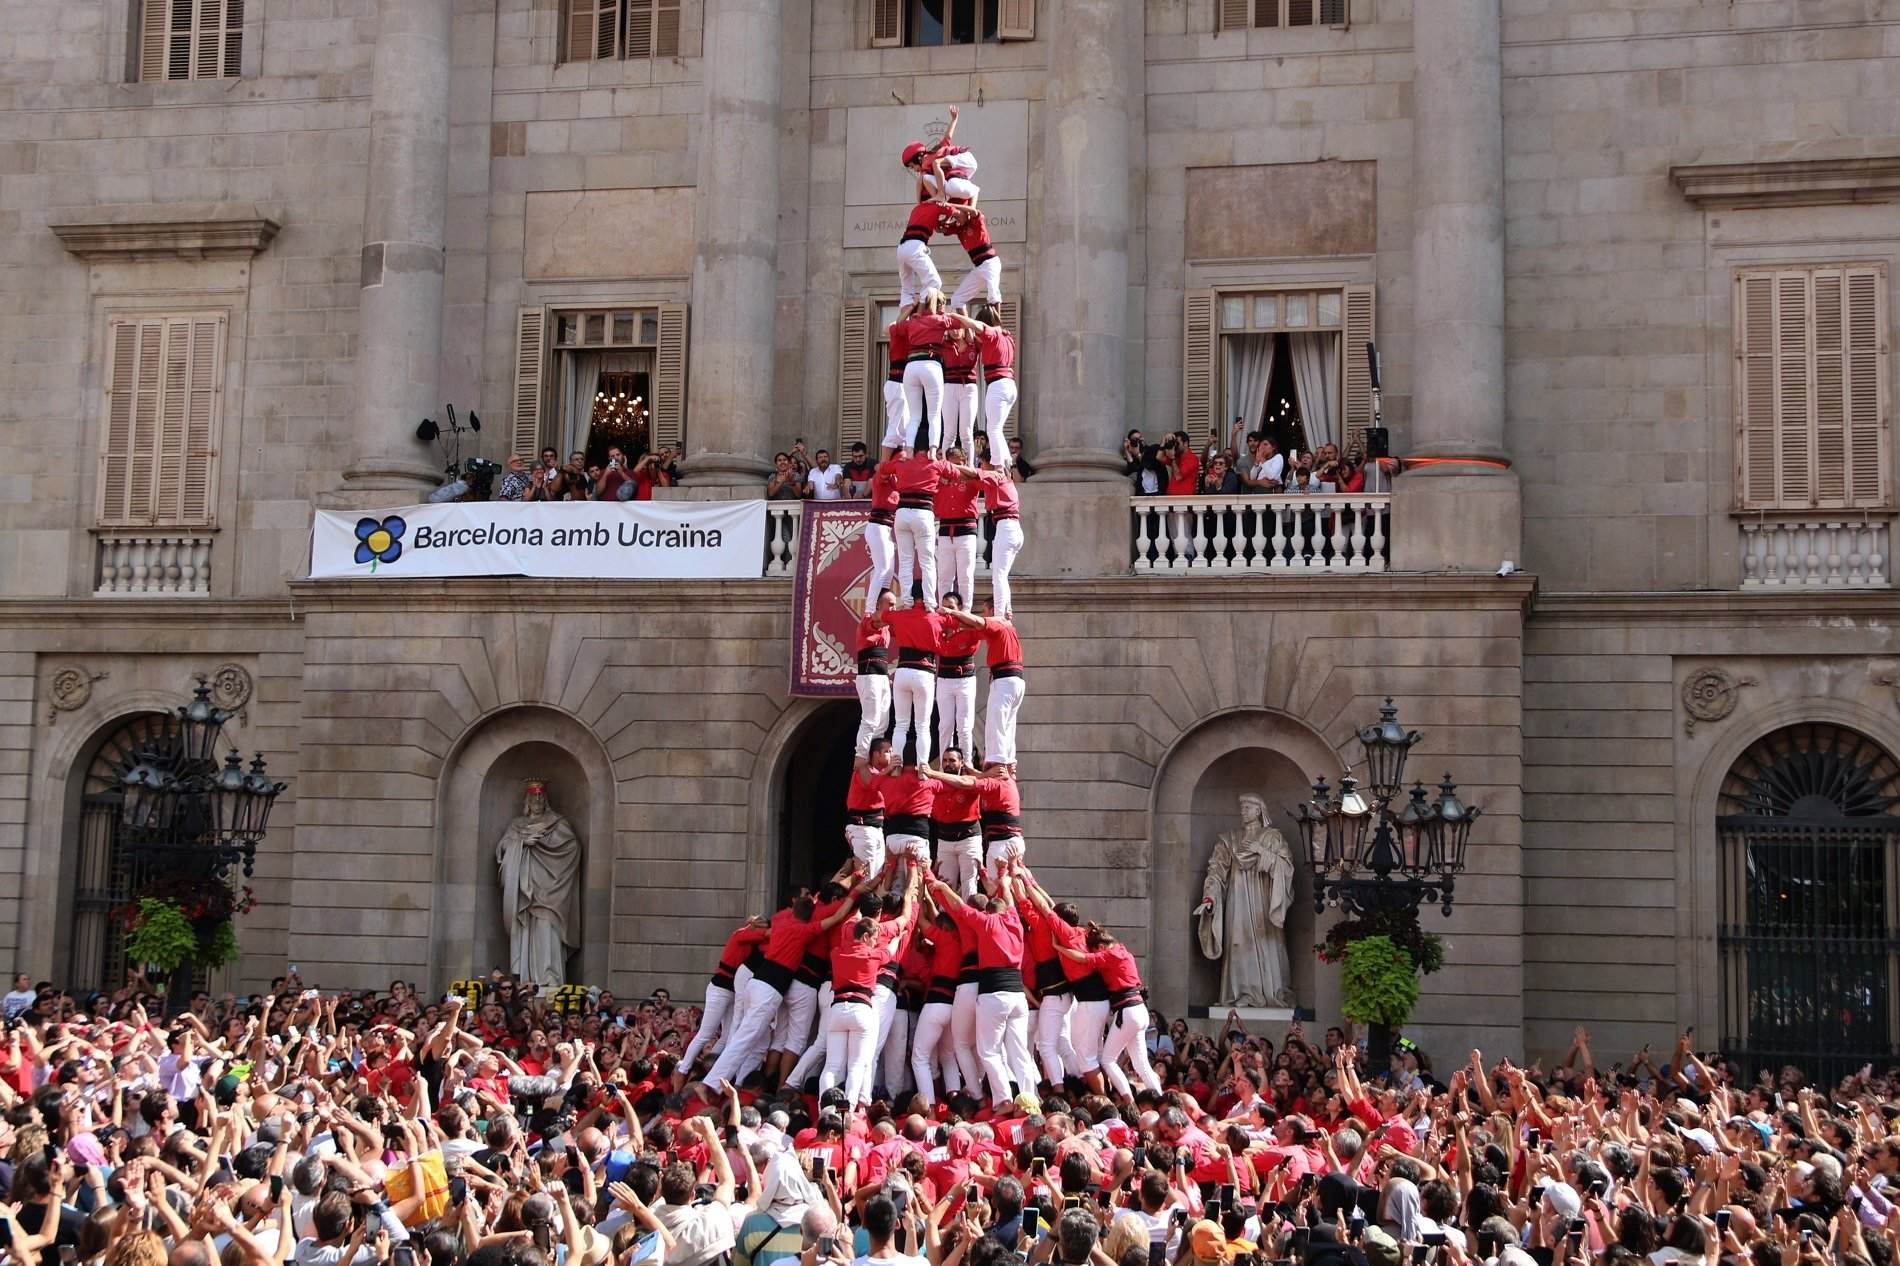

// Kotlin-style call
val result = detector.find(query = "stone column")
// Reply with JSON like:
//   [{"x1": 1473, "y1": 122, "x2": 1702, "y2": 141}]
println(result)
[
  {"x1": 340, "y1": 0, "x2": 452, "y2": 497},
  {"x1": 1393, "y1": 0, "x2": 1521, "y2": 570},
  {"x1": 681, "y1": 0, "x2": 779, "y2": 489}
]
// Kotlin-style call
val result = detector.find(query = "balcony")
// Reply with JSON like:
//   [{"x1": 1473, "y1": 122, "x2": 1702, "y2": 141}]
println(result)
[
  {"x1": 763, "y1": 493, "x2": 1392, "y2": 578},
  {"x1": 93, "y1": 532, "x2": 214, "y2": 596},
  {"x1": 1739, "y1": 516, "x2": 1891, "y2": 588}
]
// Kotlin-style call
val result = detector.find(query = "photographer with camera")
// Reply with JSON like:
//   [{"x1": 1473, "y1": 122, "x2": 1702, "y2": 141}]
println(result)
[
  {"x1": 1122, "y1": 430, "x2": 1163, "y2": 497},
  {"x1": 1157, "y1": 431, "x2": 1199, "y2": 497},
  {"x1": 560, "y1": 450, "x2": 595, "y2": 501},
  {"x1": 597, "y1": 445, "x2": 632, "y2": 502}
]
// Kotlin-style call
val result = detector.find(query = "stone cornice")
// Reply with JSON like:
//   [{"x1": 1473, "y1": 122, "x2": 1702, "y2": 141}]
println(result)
[
  {"x1": 1529, "y1": 589, "x2": 1900, "y2": 625},
  {"x1": 1669, "y1": 156, "x2": 1900, "y2": 210},
  {"x1": 49, "y1": 202, "x2": 282, "y2": 262}
]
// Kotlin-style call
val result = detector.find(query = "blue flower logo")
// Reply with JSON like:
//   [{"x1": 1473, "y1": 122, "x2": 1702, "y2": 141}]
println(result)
[{"x1": 354, "y1": 516, "x2": 406, "y2": 571}]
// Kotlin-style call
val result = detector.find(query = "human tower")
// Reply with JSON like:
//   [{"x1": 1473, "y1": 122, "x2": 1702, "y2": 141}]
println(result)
[{"x1": 682, "y1": 110, "x2": 1162, "y2": 1114}]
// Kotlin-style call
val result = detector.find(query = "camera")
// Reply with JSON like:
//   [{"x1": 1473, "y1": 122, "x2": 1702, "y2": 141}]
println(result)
[{"x1": 464, "y1": 456, "x2": 500, "y2": 480}]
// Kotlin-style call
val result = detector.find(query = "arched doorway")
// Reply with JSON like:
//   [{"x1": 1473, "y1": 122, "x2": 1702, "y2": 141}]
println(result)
[
  {"x1": 776, "y1": 702, "x2": 861, "y2": 905},
  {"x1": 62, "y1": 713, "x2": 168, "y2": 995},
  {"x1": 1718, "y1": 722, "x2": 1900, "y2": 1079}
]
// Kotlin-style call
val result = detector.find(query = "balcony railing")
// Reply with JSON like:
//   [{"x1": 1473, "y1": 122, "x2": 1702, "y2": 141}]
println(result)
[
  {"x1": 1132, "y1": 493, "x2": 1390, "y2": 573},
  {"x1": 1739, "y1": 516, "x2": 1890, "y2": 588},
  {"x1": 765, "y1": 502, "x2": 995, "y2": 578},
  {"x1": 93, "y1": 532, "x2": 213, "y2": 596}
]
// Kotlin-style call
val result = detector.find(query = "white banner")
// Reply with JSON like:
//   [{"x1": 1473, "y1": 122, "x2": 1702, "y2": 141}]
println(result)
[{"x1": 309, "y1": 500, "x2": 767, "y2": 580}]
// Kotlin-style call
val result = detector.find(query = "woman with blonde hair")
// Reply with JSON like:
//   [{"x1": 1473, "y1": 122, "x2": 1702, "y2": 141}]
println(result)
[{"x1": 105, "y1": 1230, "x2": 166, "y2": 1266}]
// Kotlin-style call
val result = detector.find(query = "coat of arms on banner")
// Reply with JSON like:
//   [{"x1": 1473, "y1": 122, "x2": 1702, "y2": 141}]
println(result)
[{"x1": 790, "y1": 501, "x2": 874, "y2": 696}]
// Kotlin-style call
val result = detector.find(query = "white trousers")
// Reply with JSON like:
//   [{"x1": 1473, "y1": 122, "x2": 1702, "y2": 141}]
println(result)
[
  {"x1": 886, "y1": 831, "x2": 932, "y2": 866},
  {"x1": 724, "y1": 962, "x2": 755, "y2": 1057},
  {"x1": 893, "y1": 507, "x2": 937, "y2": 608},
  {"x1": 845, "y1": 822, "x2": 886, "y2": 878},
  {"x1": 941, "y1": 381, "x2": 981, "y2": 455},
  {"x1": 864, "y1": 521, "x2": 896, "y2": 607},
  {"x1": 984, "y1": 833, "x2": 1025, "y2": 882},
  {"x1": 680, "y1": 980, "x2": 735, "y2": 1070},
  {"x1": 985, "y1": 673, "x2": 1026, "y2": 766},
  {"x1": 950, "y1": 981, "x2": 983, "y2": 1097},
  {"x1": 819, "y1": 999, "x2": 879, "y2": 1106},
  {"x1": 1034, "y1": 990, "x2": 1078, "y2": 1085},
  {"x1": 934, "y1": 833, "x2": 983, "y2": 899},
  {"x1": 935, "y1": 533, "x2": 978, "y2": 607},
  {"x1": 854, "y1": 673, "x2": 891, "y2": 759},
  {"x1": 1009, "y1": 1004, "x2": 1040, "y2": 1092},
  {"x1": 1069, "y1": 998, "x2": 1111, "y2": 1073},
  {"x1": 941, "y1": 173, "x2": 980, "y2": 202},
  {"x1": 1101, "y1": 1002, "x2": 1164, "y2": 1098},
  {"x1": 891, "y1": 666, "x2": 935, "y2": 769},
  {"x1": 983, "y1": 378, "x2": 1018, "y2": 472},
  {"x1": 771, "y1": 979, "x2": 820, "y2": 1054},
  {"x1": 902, "y1": 360, "x2": 945, "y2": 452},
  {"x1": 896, "y1": 240, "x2": 942, "y2": 307},
  {"x1": 786, "y1": 983, "x2": 834, "y2": 1086},
  {"x1": 880, "y1": 380, "x2": 910, "y2": 452},
  {"x1": 989, "y1": 518, "x2": 1023, "y2": 618},
  {"x1": 873, "y1": 986, "x2": 910, "y2": 1100},
  {"x1": 974, "y1": 990, "x2": 1032, "y2": 1105},
  {"x1": 935, "y1": 675, "x2": 977, "y2": 763},
  {"x1": 705, "y1": 976, "x2": 783, "y2": 1086},
  {"x1": 949, "y1": 257, "x2": 1002, "y2": 311},
  {"x1": 910, "y1": 1000, "x2": 957, "y2": 1106}
]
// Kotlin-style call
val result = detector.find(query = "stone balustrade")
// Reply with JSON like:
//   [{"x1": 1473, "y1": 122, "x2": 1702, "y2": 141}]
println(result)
[
  {"x1": 1132, "y1": 493, "x2": 1391, "y2": 573},
  {"x1": 94, "y1": 533, "x2": 214, "y2": 596},
  {"x1": 764, "y1": 503, "x2": 995, "y2": 579},
  {"x1": 1739, "y1": 517, "x2": 1891, "y2": 588}
]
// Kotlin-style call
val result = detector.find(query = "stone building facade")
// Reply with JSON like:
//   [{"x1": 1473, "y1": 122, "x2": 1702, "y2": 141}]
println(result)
[{"x1": 1, "y1": 0, "x2": 1897, "y2": 1068}]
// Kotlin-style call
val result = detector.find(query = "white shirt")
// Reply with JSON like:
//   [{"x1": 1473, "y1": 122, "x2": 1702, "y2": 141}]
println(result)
[
  {"x1": 852, "y1": 1253, "x2": 928, "y2": 1266},
  {"x1": 1250, "y1": 453, "x2": 1285, "y2": 486},
  {"x1": 809, "y1": 463, "x2": 846, "y2": 500},
  {"x1": 156, "y1": 1053, "x2": 203, "y2": 1101},
  {"x1": 2, "y1": 990, "x2": 36, "y2": 1019}
]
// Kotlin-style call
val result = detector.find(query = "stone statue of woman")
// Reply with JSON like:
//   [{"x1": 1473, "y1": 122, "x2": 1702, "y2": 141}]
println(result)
[
  {"x1": 495, "y1": 780, "x2": 583, "y2": 989},
  {"x1": 1196, "y1": 792, "x2": 1296, "y2": 1007}
]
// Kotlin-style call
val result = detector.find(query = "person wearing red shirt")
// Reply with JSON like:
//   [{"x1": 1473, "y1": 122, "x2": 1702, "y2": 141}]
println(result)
[
  {"x1": 932, "y1": 591, "x2": 983, "y2": 760},
  {"x1": 932, "y1": 457, "x2": 982, "y2": 614},
  {"x1": 930, "y1": 747, "x2": 984, "y2": 900},
  {"x1": 865, "y1": 464, "x2": 901, "y2": 608},
  {"x1": 854, "y1": 591, "x2": 896, "y2": 762},
  {"x1": 879, "y1": 599, "x2": 947, "y2": 769},
  {"x1": 900, "y1": 298, "x2": 958, "y2": 456},
  {"x1": 929, "y1": 872, "x2": 1036, "y2": 1107},
  {"x1": 943, "y1": 605, "x2": 1027, "y2": 769},
  {"x1": 889, "y1": 448, "x2": 956, "y2": 612},
  {"x1": 946, "y1": 206, "x2": 1002, "y2": 311},
  {"x1": 909, "y1": 913, "x2": 971, "y2": 1106},
  {"x1": 845, "y1": 735, "x2": 893, "y2": 881},
  {"x1": 946, "y1": 449, "x2": 1021, "y2": 619},
  {"x1": 896, "y1": 200, "x2": 948, "y2": 308},
  {"x1": 680, "y1": 916, "x2": 770, "y2": 1073},
  {"x1": 1015, "y1": 873, "x2": 1080, "y2": 1087},
  {"x1": 821, "y1": 873, "x2": 922, "y2": 1107},
  {"x1": 880, "y1": 306, "x2": 913, "y2": 458},
  {"x1": 703, "y1": 887, "x2": 860, "y2": 1091},
  {"x1": 939, "y1": 321, "x2": 982, "y2": 459},
  {"x1": 1054, "y1": 923, "x2": 1163, "y2": 1098},
  {"x1": 927, "y1": 758, "x2": 1025, "y2": 885},
  {"x1": 949, "y1": 307, "x2": 1018, "y2": 474},
  {"x1": 879, "y1": 756, "x2": 937, "y2": 882}
]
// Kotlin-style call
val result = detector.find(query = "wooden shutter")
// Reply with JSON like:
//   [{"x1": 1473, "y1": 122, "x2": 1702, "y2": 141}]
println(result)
[
  {"x1": 98, "y1": 315, "x2": 222, "y2": 528},
  {"x1": 1219, "y1": 0, "x2": 1253, "y2": 32},
  {"x1": 838, "y1": 300, "x2": 873, "y2": 453},
  {"x1": 1320, "y1": 0, "x2": 1348, "y2": 25},
  {"x1": 1183, "y1": 290, "x2": 1217, "y2": 445},
  {"x1": 652, "y1": 302, "x2": 689, "y2": 450},
  {"x1": 998, "y1": 298, "x2": 1023, "y2": 439},
  {"x1": 100, "y1": 320, "x2": 160, "y2": 526},
  {"x1": 163, "y1": 315, "x2": 222, "y2": 525},
  {"x1": 1815, "y1": 270, "x2": 1849, "y2": 506},
  {"x1": 1341, "y1": 282, "x2": 1376, "y2": 451},
  {"x1": 996, "y1": 0, "x2": 1035, "y2": 40},
  {"x1": 139, "y1": 0, "x2": 167, "y2": 81},
  {"x1": 871, "y1": 0, "x2": 904, "y2": 47},
  {"x1": 1777, "y1": 271, "x2": 1814, "y2": 507},
  {"x1": 1844, "y1": 264, "x2": 1890, "y2": 508},
  {"x1": 567, "y1": 0, "x2": 617, "y2": 62},
  {"x1": 1736, "y1": 271, "x2": 1777, "y2": 508},
  {"x1": 512, "y1": 307, "x2": 547, "y2": 461},
  {"x1": 221, "y1": 0, "x2": 243, "y2": 77},
  {"x1": 1288, "y1": 0, "x2": 1315, "y2": 26}
]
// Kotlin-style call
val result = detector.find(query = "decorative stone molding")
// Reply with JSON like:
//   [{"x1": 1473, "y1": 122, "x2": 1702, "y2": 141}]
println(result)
[
  {"x1": 45, "y1": 665, "x2": 108, "y2": 725},
  {"x1": 49, "y1": 202, "x2": 282, "y2": 262},
  {"x1": 207, "y1": 663, "x2": 253, "y2": 715},
  {"x1": 1682, "y1": 667, "x2": 1756, "y2": 735},
  {"x1": 1670, "y1": 156, "x2": 1900, "y2": 210}
]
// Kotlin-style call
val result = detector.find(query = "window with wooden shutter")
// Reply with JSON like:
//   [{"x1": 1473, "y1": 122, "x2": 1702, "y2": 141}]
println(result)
[
  {"x1": 652, "y1": 302, "x2": 689, "y2": 450},
  {"x1": 996, "y1": 0, "x2": 1035, "y2": 40},
  {"x1": 139, "y1": 0, "x2": 241, "y2": 82},
  {"x1": 1340, "y1": 281, "x2": 1376, "y2": 451},
  {"x1": 98, "y1": 314, "x2": 224, "y2": 529},
  {"x1": 566, "y1": 0, "x2": 618, "y2": 61},
  {"x1": 1183, "y1": 290, "x2": 1218, "y2": 445},
  {"x1": 1736, "y1": 263, "x2": 1891, "y2": 511},
  {"x1": 1218, "y1": 0, "x2": 1251, "y2": 33},
  {"x1": 871, "y1": 0, "x2": 904, "y2": 46},
  {"x1": 1224, "y1": 0, "x2": 1341, "y2": 30},
  {"x1": 512, "y1": 307, "x2": 547, "y2": 461},
  {"x1": 627, "y1": 0, "x2": 682, "y2": 58},
  {"x1": 838, "y1": 300, "x2": 874, "y2": 453}
]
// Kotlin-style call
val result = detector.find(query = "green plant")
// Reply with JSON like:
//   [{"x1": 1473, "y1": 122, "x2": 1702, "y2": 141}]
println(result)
[
  {"x1": 1317, "y1": 909, "x2": 1446, "y2": 975},
  {"x1": 122, "y1": 899, "x2": 199, "y2": 976},
  {"x1": 1339, "y1": 934, "x2": 1421, "y2": 1029},
  {"x1": 197, "y1": 919, "x2": 240, "y2": 970}
]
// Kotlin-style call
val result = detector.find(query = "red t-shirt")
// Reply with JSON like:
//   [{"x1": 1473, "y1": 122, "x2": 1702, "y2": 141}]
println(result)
[
  {"x1": 934, "y1": 474, "x2": 981, "y2": 522},
  {"x1": 931, "y1": 779, "x2": 981, "y2": 827},
  {"x1": 885, "y1": 605, "x2": 947, "y2": 655},
  {"x1": 978, "y1": 616, "x2": 1023, "y2": 671},
  {"x1": 855, "y1": 614, "x2": 890, "y2": 656},
  {"x1": 871, "y1": 467, "x2": 900, "y2": 513},
  {"x1": 902, "y1": 201, "x2": 950, "y2": 243},
  {"x1": 902, "y1": 313, "x2": 957, "y2": 355},
  {"x1": 882, "y1": 765, "x2": 938, "y2": 821},
  {"x1": 949, "y1": 901, "x2": 1024, "y2": 971},
  {"x1": 977, "y1": 468, "x2": 1019, "y2": 519},
  {"x1": 846, "y1": 767, "x2": 885, "y2": 814},
  {"x1": 977, "y1": 326, "x2": 1015, "y2": 378},
  {"x1": 892, "y1": 454, "x2": 954, "y2": 501},
  {"x1": 1166, "y1": 451, "x2": 1200, "y2": 496}
]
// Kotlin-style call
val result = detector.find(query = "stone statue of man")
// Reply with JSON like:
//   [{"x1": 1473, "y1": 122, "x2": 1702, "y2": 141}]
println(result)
[
  {"x1": 1196, "y1": 792, "x2": 1295, "y2": 1007},
  {"x1": 495, "y1": 780, "x2": 583, "y2": 989}
]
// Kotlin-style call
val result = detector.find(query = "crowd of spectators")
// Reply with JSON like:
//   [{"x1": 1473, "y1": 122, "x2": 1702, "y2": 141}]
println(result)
[
  {"x1": 1121, "y1": 422, "x2": 1370, "y2": 499},
  {"x1": 0, "y1": 964, "x2": 1886, "y2": 1266},
  {"x1": 490, "y1": 447, "x2": 684, "y2": 505},
  {"x1": 768, "y1": 439, "x2": 1033, "y2": 503}
]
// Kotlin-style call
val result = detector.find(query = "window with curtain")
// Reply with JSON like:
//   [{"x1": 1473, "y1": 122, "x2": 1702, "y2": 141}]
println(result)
[
  {"x1": 512, "y1": 304, "x2": 688, "y2": 461},
  {"x1": 1185, "y1": 285, "x2": 1375, "y2": 452}
]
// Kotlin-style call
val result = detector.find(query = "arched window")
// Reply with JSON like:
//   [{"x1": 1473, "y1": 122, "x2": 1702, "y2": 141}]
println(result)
[
  {"x1": 69, "y1": 714, "x2": 172, "y2": 994},
  {"x1": 1719, "y1": 723, "x2": 1900, "y2": 1080}
]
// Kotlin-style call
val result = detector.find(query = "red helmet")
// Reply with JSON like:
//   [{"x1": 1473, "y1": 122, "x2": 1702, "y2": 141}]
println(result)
[{"x1": 901, "y1": 141, "x2": 928, "y2": 167}]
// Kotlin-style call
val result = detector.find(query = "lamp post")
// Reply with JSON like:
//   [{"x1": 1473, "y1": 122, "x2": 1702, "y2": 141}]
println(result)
[
  {"x1": 1291, "y1": 698, "x2": 1481, "y2": 1063},
  {"x1": 116, "y1": 678, "x2": 285, "y2": 1000}
]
